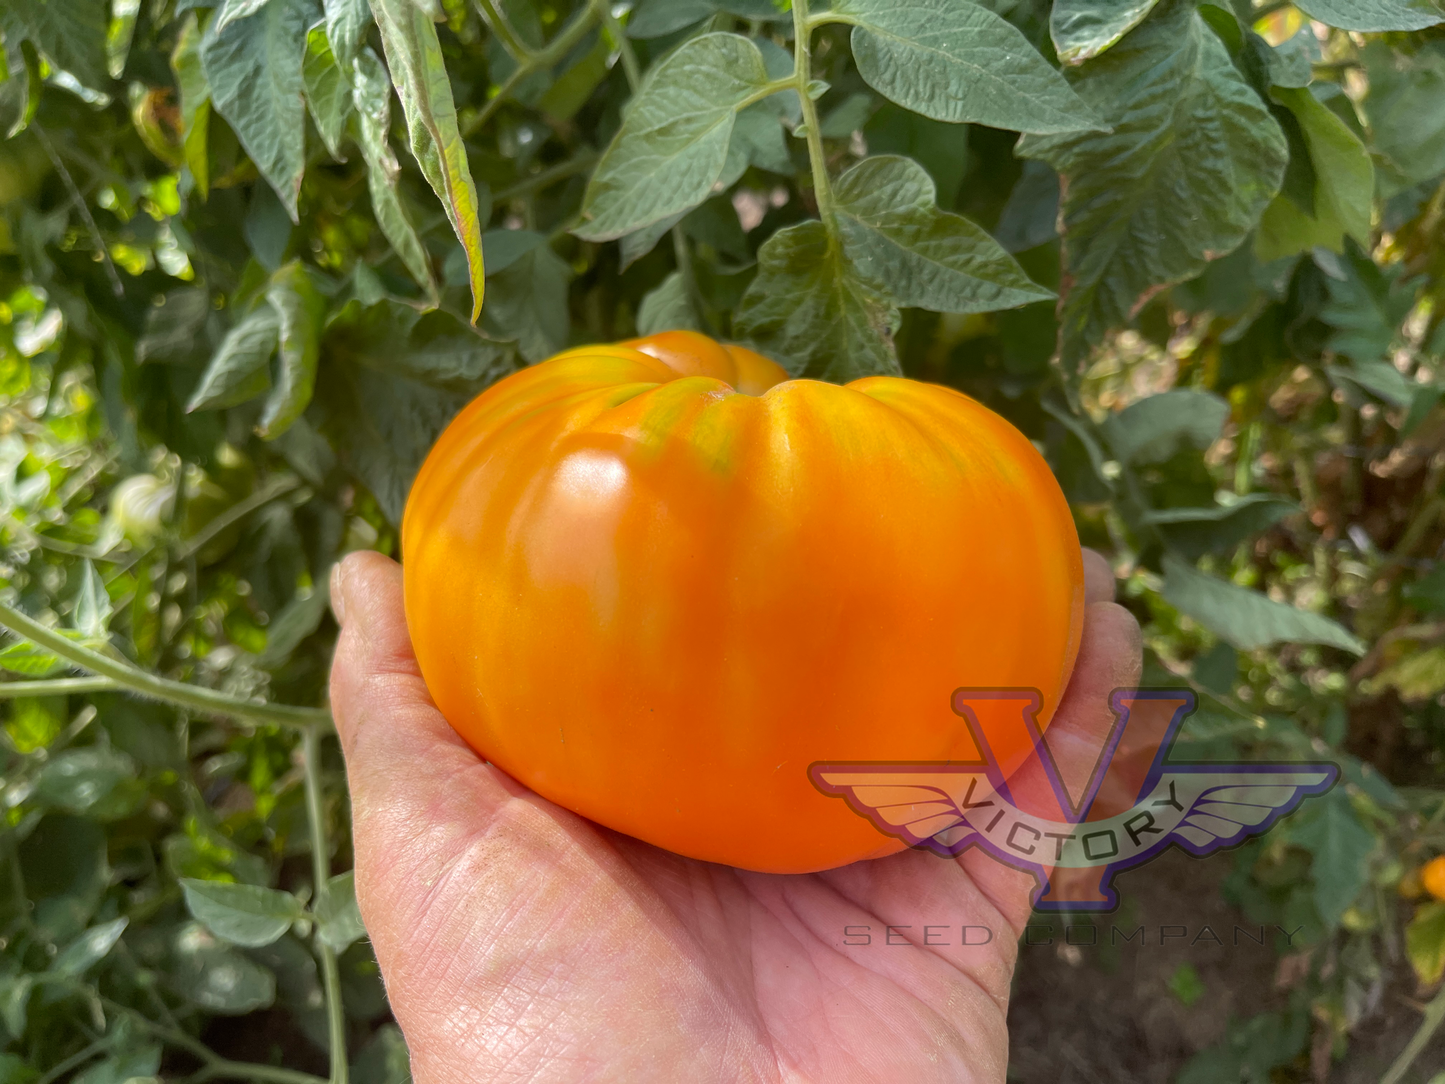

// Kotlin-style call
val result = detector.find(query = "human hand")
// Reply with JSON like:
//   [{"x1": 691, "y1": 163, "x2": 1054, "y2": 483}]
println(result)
[{"x1": 328, "y1": 548, "x2": 1141, "y2": 1083}]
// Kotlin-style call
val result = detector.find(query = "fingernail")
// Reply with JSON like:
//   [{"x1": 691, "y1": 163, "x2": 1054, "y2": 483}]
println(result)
[{"x1": 330, "y1": 561, "x2": 347, "y2": 625}]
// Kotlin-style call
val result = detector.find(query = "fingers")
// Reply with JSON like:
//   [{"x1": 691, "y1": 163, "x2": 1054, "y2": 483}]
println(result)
[
  {"x1": 327, "y1": 552, "x2": 521, "y2": 830},
  {"x1": 962, "y1": 598, "x2": 1143, "y2": 929},
  {"x1": 1082, "y1": 547, "x2": 1115, "y2": 605},
  {"x1": 1047, "y1": 546, "x2": 1139, "y2": 798},
  {"x1": 328, "y1": 552, "x2": 466, "y2": 766},
  {"x1": 1047, "y1": 600, "x2": 1145, "y2": 780}
]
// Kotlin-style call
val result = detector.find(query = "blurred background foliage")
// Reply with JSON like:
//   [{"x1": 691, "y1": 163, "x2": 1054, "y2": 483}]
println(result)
[{"x1": 0, "y1": 0, "x2": 1443, "y2": 1080}]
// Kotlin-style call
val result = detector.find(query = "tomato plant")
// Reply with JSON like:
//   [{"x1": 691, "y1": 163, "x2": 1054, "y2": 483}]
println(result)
[{"x1": 0, "y1": 0, "x2": 1441, "y2": 1079}]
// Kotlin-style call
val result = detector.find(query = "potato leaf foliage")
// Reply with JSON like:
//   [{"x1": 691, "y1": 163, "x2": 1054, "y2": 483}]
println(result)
[{"x1": 0, "y1": 0, "x2": 1442, "y2": 1079}]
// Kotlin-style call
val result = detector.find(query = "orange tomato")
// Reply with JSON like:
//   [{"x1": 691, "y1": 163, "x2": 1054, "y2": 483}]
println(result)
[
  {"x1": 402, "y1": 331, "x2": 1084, "y2": 873},
  {"x1": 1424, "y1": 856, "x2": 1445, "y2": 901}
]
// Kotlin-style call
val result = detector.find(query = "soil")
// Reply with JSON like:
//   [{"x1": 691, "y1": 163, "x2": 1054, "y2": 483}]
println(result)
[{"x1": 1006, "y1": 848, "x2": 1445, "y2": 1083}]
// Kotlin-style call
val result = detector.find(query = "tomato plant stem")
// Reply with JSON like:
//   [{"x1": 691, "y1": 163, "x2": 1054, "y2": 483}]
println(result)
[
  {"x1": 0, "y1": 599, "x2": 331, "y2": 729},
  {"x1": 173, "y1": 475, "x2": 302, "y2": 561},
  {"x1": 596, "y1": 0, "x2": 641, "y2": 90},
  {"x1": 493, "y1": 150, "x2": 599, "y2": 202},
  {"x1": 0, "y1": 676, "x2": 121, "y2": 697},
  {"x1": 464, "y1": 4, "x2": 600, "y2": 137},
  {"x1": 1381, "y1": 981, "x2": 1445, "y2": 1084},
  {"x1": 474, "y1": 0, "x2": 533, "y2": 62},
  {"x1": 303, "y1": 725, "x2": 350, "y2": 1084},
  {"x1": 791, "y1": 0, "x2": 838, "y2": 236},
  {"x1": 51, "y1": 988, "x2": 333, "y2": 1084}
]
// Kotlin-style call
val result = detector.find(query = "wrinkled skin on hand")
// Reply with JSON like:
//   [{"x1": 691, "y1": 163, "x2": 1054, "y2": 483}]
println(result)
[{"x1": 329, "y1": 548, "x2": 1141, "y2": 1083}]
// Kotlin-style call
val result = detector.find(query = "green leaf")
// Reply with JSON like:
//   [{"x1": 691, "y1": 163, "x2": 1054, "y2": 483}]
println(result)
[
  {"x1": 328, "y1": 299, "x2": 516, "y2": 390},
  {"x1": 831, "y1": 0, "x2": 1102, "y2": 134},
  {"x1": 369, "y1": 0, "x2": 488, "y2": 320},
  {"x1": 324, "y1": 0, "x2": 371, "y2": 66},
  {"x1": 832, "y1": 155, "x2": 1054, "y2": 315},
  {"x1": 1319, "y1": 245, "x2": 1417, "y2": 362},
  {"x1": 863, "y1": 103, "x2": 969, "y2": 211},
  {"x1": 0, "y1": 0, "x2": 108, "y2": 90},
  {"x1": 1177, "y1": 1008, "x2": 1310, "y2": 1084},
  {"x1": 1326, "y1": 361, "x2": 1414, "y2": 408},
  {"x1": 4, "y1": 696, "x2": 64, "y2": 752},
  {"x1": 684, "y1": 198, "x2": 748, "y2": 260},
  {"x1": 0, "y1": 973, "x2": 30, "y2": 1039},
  {"x1": 172, "y1": 13, "x2": 212, "y2": 195},
  {"x1": 163, "y1": 823, "x2": 271, "y2": 887},
  {"x1": 1050, "y1": 0, "x2": 1161, "y2": 65},
  {"x1": 1287, "y1": 790, "x2": 1375, "y2": 927},
  {"x1": 304, "y1": 26, "x2": 352, "y2": 162},
  {"x1": 352, "y1": 1025, "x2": 411, "y2": 1084},
  {"x1": 1146, "y1": 494, "x2": 1298, "y2": 560},
  {"x1": 50, "y1": 916, "x2": 128, "y2": 977},
  {"x1": 0, "y1": 40, "x2": 38, "y2": 140},
  {"x1": 735, "y1": 219, "x2": 900, "y2": 380},
  {"x1": 73, "y1": 1047, "x2": 162, "y2": 1084},
  {"x1": 168, "y1": 922, "x2": 277, "y2": 1013},
  {"x1": 21, "y1": 815, "x2": 108, "y2": 943},
  {"x1": 482, "y1": 228, "x2": 545, "y2": 274},
  {"x1": 1362, "y1": 42, "x2": 1445, "y2": 197},
  {"x1": 1102, "y1": 389, "x2": 1229, "y2": 465},
  {"x1": 1256, "y1": 88, "x2": 1374, "y2": 262},
  {"x1": 181, "y1": 878, "x2": 302, "y2": 947},
  {"x1": 626, "y1": 0, "x2": 786, "y2": 38},
  {"x1": 627, "y1": 0, "x2": 717, "y2": 38},
  {"x1": 820, "y1": 93, "x2": 876, "y2": 139},
  {"x1": 538, "y1": 31, "x2": 610, "y2": 124},
  {"x1": 71, "y1": 559, "x2": 111, "y2": 639},
  {"x1": 187, "y1": 305, "x2": 279, "y2": 412},
  {"x1": 575, "y1": 33, "x2": 772, "y2": 242},
  {"x1": 215, "y1": 0, "x2": 272, "y2": 33},
  {"x1": 34, "y1": 747, "x2": 135, "y2": 814},
  {"x1": 246, "y1": 149, "x2": 297, "y2": 266},
  {"x1": 315, "y1": 871, "x2": 366, "y2": 951},
  {"x1": 620, "y1": 213, "x2": 685, "y2": 271},
  {"x1": 1404, "y1": 565, "x2": 1445, "y2": 613},
  {"x1": 256, "y1": 587, "x2": 329, "y2": 669},
  {"x1": 259, "y1": 261, "x2": 325, "y2": 439},
  {"x1": 1406, "y1": 901, "x2": 1445, "y2": 986},
  {"x1": 728, "y1": 102, "x2": 793, "y2": 176},
  {"x1": 1161, "y1": 554, "x2": 1365, "y2": 654},
  {"x1": 107, "y1": 0, "x2": 139, "y2": 79},
  {"x1": 315, "y1": 364, "x2": 468, "y2": 524},
  {"x1": 1296, "y1": 0, "x2": 1444, "y2": 31},
  {"x1": 0, "y1": 638, "x2": 71, "y2": 678},
  {"x1": 136, "y1": 286, "x2": 212, "y2": 364},
  {"x1": 1267, "y1": 29, "x2": 1315, "y2": 90},
  {"x1": 352, "y1": 47, "x2": 434, "y2": 293},
  {"x1": 994, "y1": 161, "x2": 1059, "y2": 254},
  {"x1": 636, "y1": 271, "x2": 699, "y2": 336},
  {"x1": 1372, "y1": 644, "x2": 1445, "y2": 701},
  {"x1": 1167, "y1": 962, "x2": 1205, "y2": 1007},
  {"x1": 201, "y1": 0, "x2": 312, "y2": 221},
  {"x1": 1018, "y1": 0, "x2": 1287, "y2": 376},
  {"x1": 482, "y1": 240, "x2": 571, "y2": 363}
]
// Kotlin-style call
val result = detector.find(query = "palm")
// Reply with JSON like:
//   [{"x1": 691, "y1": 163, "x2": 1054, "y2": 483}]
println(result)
[{"x1": 329, "y1": 550, "x2": 1139, "y2": 1083}]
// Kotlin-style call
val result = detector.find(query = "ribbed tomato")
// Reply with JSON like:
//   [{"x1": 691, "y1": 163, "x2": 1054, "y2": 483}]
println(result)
[{"x1": 402, "y1": 331, "x2": 1084, "y2": 873}]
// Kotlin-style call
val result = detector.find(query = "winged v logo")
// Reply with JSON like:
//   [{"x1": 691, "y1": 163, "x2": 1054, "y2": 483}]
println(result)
[{"x1": 809, "y1": 689, "x2": 1337, "y2": 912}]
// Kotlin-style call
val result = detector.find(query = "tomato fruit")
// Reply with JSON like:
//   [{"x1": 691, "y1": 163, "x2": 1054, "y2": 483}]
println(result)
[
  {"x1": 1424, "y1": 855, "x2": 1445, "y2": 901},
  {"x1": 402, "y1": 331, "x2": 1084, "y2": 873}
]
